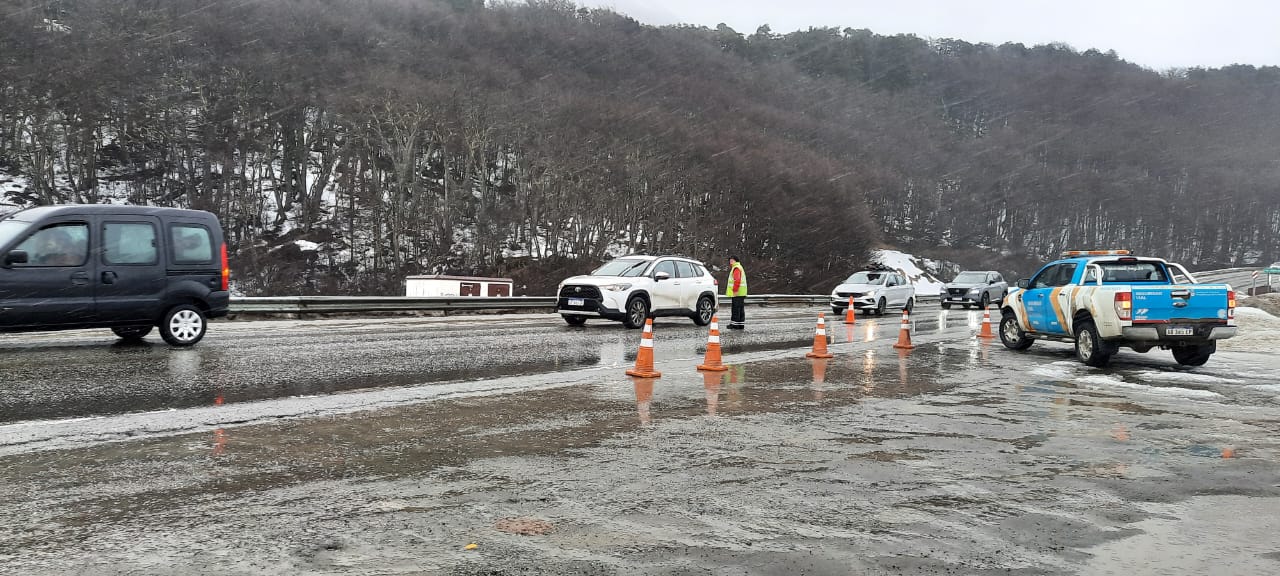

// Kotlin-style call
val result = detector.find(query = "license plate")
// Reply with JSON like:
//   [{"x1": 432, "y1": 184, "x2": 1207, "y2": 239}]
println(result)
[
  {"x1": 1166, "y1": 327, "x2": 1194, "y2": 336},
  {"x1": 568, "y1": 298, "x2": 585, "y2": 307}
]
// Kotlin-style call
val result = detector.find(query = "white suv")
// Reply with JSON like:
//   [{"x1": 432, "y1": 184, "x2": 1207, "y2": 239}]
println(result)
[
  {"x1": 557, "y1": 255, "x2": 719, "y2": 328},
  {"x1": 830, "y1": 269, "x2": 916, "y2": 316}
]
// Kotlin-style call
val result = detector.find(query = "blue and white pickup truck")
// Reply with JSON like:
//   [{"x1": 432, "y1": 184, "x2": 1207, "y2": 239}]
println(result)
[{"x1": 1000, "y1": 251, "x2": 1237, "y2": 367}]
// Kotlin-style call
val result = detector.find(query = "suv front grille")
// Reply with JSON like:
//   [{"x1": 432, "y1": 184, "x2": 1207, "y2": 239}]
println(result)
[
  {"x1": 559, "y1": 285, "x2": 603, "y2": 300},
  {"x1": 948, "y1": 288, "x2": 967, "y2": 296}
]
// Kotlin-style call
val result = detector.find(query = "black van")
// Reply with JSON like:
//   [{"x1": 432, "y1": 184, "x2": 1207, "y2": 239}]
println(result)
[{"x1": 0, "y1": 205, "x2": 230, "y2": 346}]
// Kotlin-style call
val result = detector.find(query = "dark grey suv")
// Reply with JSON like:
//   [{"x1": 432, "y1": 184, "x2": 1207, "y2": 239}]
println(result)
[
  {"x1": 940, "y1": 270, "x2": 1007, "y2": 310},
  {"x1": 0, "y1": 205, "x2": 230, "y2": 346}
]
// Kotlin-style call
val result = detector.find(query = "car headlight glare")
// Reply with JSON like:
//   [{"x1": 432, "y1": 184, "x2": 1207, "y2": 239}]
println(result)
[{"x1": 600, "y1": 283, "x2": 632, "y2": 292}]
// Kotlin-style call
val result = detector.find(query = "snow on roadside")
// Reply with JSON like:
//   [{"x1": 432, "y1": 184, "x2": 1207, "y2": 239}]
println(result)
[
  {"x1": 873, "y1": 249, "x2": 946, "y2": 294},
  {"x1": 1217, "y1": 306, "x2": 1280, "y2": 352}
]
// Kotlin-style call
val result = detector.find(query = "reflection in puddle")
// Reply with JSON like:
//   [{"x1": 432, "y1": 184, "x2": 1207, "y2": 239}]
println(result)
[
  {"x1": 630, "y1": 376, "x2": 655, "y2": 425},
  {"x1": 864, "y1": 323, "x2": 877, "y2": 342},
  {"x1": 702, "y1": 370, "x2": 723, "y2": 416},
  {"x1": 809, "y1": 358, "x2": 830, "y2": 401},
  {"x1": 212, "y1": 428, "x2": 227, "y2": 456},
  {"x1": 1111, "y1": 423, "x2": 1130, "y2": 442}
]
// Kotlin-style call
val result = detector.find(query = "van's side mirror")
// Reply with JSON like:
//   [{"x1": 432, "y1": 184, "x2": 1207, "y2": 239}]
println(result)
[
  {"x1": 1016, "y1": 278, "x2": 1030, "y2": 289},
  {"x1": 654, "y1": 271, "x2": 670, "y2": 281},
  {"x1": 3, "y1": 250, "x2": 27, "y2": 266}
]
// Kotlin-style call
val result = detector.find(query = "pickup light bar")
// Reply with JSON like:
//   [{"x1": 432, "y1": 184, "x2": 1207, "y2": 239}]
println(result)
[{"x1": 1062, "y1": 250, "x2": 1132, "y2": 257}]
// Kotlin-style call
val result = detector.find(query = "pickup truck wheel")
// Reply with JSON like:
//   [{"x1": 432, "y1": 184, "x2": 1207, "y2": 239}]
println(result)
[
  {"x1": 1130, "y1": 344, "x2": 1153, "y2": 354},
  {"x1": 999, "y1": 312, "x2": 1034, "y2": 351},
  {"x1": 562, "y1": 314, "x2": 587, "y2": 326},
  {"x1": 1172, "y1": 343, "x2": 1214, "y2": 366},
  {"x1": 623, "y1": 296, "x2": 649, "y2": 329},
  {"x1": 1074, "y1": 320, "x2": 1113, "y2": 367}
]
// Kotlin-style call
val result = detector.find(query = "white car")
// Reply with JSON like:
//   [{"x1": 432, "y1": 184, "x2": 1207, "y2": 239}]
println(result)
[
  {"x1": 557, "y1": 255, "x2": 719, "y2": 328},
  {"x1": 830, "y1": 269, "x2": 915, "y2": 316}
]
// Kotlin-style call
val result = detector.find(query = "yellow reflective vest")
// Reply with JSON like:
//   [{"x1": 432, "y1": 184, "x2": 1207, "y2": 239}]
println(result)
[{"x1": 724, "y1": 262, "x2": 748, "y2": 297}]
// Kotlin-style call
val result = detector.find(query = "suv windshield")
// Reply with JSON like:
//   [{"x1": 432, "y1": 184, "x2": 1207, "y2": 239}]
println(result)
[
  {"x1": 953, "y1": 272, "x2": 987, "y2": 283},
  {"x1": 844, "y1": 271, "x2": 887, "y2": 285},
  {"x1": 591, "y1": 258, "x2": 651, "y2": 277}
]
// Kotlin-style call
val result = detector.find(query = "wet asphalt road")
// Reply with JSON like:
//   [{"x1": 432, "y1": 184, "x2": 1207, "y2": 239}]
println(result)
[
  {"x1": 0, "y1": 305, "x2": 956, "y2": 423},
  {"x1": 1, "y1": 305, "x2": 1279, "y2": 575}
]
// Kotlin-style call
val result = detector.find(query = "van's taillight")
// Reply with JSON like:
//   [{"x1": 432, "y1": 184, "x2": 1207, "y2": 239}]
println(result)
[
  {"x1": 220, "y1": 244, "x2": 230, "y2": 291},
  {"x1": 1228, "y1": 290, "x2": 1235, "y2": 320},
  {"x1": 1114, "y1": 292, "x2": 1132, "y2": 321}
]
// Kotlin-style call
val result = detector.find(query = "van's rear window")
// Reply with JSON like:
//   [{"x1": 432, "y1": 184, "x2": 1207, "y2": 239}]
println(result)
[{"x1": 170, "y1": 224, "x2": 213, "y2": 264}]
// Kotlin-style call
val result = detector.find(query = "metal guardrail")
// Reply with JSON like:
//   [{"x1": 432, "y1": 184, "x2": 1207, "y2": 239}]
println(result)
[{"x1": 229, "y1": 294, "x2": 848, "y2": 315}]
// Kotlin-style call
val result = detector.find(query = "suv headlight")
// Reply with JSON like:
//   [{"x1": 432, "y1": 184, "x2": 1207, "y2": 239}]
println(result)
[
  {"x1": 600, "y1": 283, "x2": 632, "y2": 292},
  {"x1": 968, "y1": 288, "x2": 982, "y2": 295}
]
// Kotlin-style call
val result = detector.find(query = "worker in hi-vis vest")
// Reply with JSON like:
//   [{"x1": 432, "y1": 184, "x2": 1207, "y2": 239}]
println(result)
[{"x1": 725, "y1": 256, "x2": 748, "y2": 329}]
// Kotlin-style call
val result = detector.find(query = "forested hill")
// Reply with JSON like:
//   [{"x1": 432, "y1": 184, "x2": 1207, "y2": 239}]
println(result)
[{"x1": 2, "y1": 0, "x2": 1278, "y2": 295}]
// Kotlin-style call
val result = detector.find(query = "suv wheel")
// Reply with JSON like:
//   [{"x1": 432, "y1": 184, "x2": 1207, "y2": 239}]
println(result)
[
  {"x1": 904, "y1": 298, "x2": 914, "y2": 313},
  {"x1": 562, "y1": 314, "x2": 587, "y2": 327},
  {"x1": 111, "y1": 325, "x2": 153, "y2": 340},
  {"x1": 875, "y1": 297, "x2": 886, "y2": 316},
  {"x1": 979, "y1": 293, "x2": 989, "y2": 309},
  {"x1": 692, "y1": 295, "x2": 715, "y2": 326},
  {"x1": 623, "y1": 296, "x2": 649, "y2": 329},
  {"x1": 160, "y1": 304, "x2": 207, "y2": 347}
]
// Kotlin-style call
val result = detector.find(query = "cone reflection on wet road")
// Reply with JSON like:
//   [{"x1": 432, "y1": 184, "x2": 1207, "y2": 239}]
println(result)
[
  {"x1": 630, "y1": 376, "x2": 655, "y2": 425},
  {"x1": 809, "y1": 357, "x2": 830, "y2": 401},
  {"x1": 702, "y1": 370, "x2": 723, "y2": 416},
  {"x1": 726, "y1": 364, "x2": 745, "y2": 410},
  {"x1": 212, "y1": 428, "x2": 227, "y2": 456}
]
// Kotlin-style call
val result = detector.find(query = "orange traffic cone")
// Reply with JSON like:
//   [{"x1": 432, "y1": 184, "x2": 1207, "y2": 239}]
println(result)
[
  {"x1": 626, "y1": 318, "x2": 662, "y2": 378},
  {"x1": 805, "y1": 313, "x2": 835, "y2": 359},
  {"x1": 892, "y1": 309, "x2": 915, "y2": 350},
  {"x1": 844, "y1": 296, "x2": 856, "y2": 325},
  {"x1": 627, "y1": 320, "x2": 665, "y2": 378},
  {"x1": 697, "y1": 316, "x2": 729, "y2": 372},
  {"x1": 977, "y1": 309, "x2": 996, "y2": 340}
]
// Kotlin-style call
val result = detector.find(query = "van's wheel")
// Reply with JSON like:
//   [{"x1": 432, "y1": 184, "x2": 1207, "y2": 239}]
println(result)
[
  {"x1": 623, "y1": 296, "x2": 649, "y2": 329},
  {"x1": 111, "y1": 325, "x2": 153, "y2": 341},
  {"x1": 999, "y1": 311, "x2": 1034, "y2": 351},
  {"x1": 1074, "y1": 320, "x2": 1114, "y2": 367},
  {"x1": 562, "y1": 314, "x2": 587, "y2": 327},
  {"x1": 160, "y1": 304, "x2": 207, "y2": 347},
  {"x1": 692, "y1": 295, "x2": 715, "y2": 326},
  {"x1": 1172, "y1": 343, "x2": 1214, "y2": 366}
]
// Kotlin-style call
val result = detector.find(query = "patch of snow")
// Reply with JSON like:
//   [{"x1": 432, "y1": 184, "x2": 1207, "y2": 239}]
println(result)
[
  {"x1": 1133, "y1": 371, "x2": 1245, "y2": 385},
  {"x1": 295, "y1": 240, "x2": 320, "y2": 252},
  {"x1": 1217, "y1": 306, "x2": 1280, "y2": 353},
  {"x1": 873, "y1": 249, "x2": 946, "y2": 293},
  {"x1": 1076, "y1": 378, "x2": 1222, "y2": 399},
  {"x1": 1030, "y1": 361, "x2": 1079, "y2": 380}
]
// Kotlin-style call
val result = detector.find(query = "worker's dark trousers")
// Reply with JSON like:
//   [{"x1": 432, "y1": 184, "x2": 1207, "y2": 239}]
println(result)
[{"x1": 730, "y1": 296, "x2": 746, "y2": 328}]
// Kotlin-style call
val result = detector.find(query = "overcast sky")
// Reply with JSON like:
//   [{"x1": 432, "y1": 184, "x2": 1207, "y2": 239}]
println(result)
[{"x1": 571, "y1": 0, "x2": 1280, "y2": 71}]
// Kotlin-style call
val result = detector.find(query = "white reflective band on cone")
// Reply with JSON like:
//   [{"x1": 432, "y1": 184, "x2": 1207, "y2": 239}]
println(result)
[
  {"x1": 640, "y1": 339, "x2": 653, "y2": 348},
  {"x1": 709, "y1": 336, "x2": 720, "y2": 344},
  {"x1": 817, "y1": 329, "x2": 826, "y2": 336}
]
